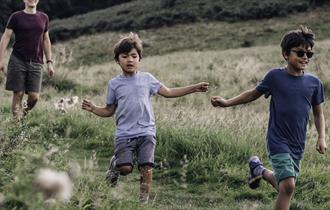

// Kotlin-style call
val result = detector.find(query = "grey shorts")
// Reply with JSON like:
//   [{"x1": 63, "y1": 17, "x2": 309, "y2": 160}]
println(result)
[
  {"x1": 114, "y1": 135, "x2": 156, "y2": 168},
  {"x1": 5, "y1": 54, "x2": 43, "y2": 92}
]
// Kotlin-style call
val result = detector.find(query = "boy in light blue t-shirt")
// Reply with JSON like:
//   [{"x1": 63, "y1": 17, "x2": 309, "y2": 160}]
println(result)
[
  {"x1": 211, "y1": 26, "x2": 326, "y2": 210},
  {"x1": 82, "y1": 33, "x2": 209, "y2": 203}
]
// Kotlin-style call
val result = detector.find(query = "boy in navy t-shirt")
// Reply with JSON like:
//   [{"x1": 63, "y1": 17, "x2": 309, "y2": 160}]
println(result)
[
  {"x1": 211, "y1": 26, "x2": 326, "y2": 210},
  {"x1": 82, "y1": 33, "x2": 209, "y2": 203}
]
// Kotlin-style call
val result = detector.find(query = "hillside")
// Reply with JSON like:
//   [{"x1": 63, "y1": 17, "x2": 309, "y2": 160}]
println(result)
[
  {"x1": 49, "y1": 0, "x2": 315, "y2": 42},
  {"x1": 0, "y1": 0, "x2": 132, "y2": 32},
  {"x1": 1, "y1": 0, "x2": 328, "y2": 42},
  {"x1": 51, "y1": 6, "x2": 330, "y2": 67}
]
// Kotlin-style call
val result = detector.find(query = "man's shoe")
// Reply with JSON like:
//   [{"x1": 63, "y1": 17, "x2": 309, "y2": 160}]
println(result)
[
  {"x1": 248, "y1": 156, "x2": 263, "y2": 189},
  {"x1": 105, "y1": 155, "x2": 119, "y2": 187},
  {"x1": 139, "y1": 193, "x2": 149, "y2": 204}
]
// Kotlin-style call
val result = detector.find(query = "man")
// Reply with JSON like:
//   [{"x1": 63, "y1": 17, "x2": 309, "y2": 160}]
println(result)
[{"x1": 0, "y1": 0, "x2": 54, "y2": 121}]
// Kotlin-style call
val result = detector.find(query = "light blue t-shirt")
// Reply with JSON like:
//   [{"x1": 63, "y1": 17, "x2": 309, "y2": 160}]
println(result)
[
  {"x1": 106, "y1": 71, "x2": 162, "y2": 141},
  {"x1": 256, "y1": 68, "x2": 324, "y2": 159}
]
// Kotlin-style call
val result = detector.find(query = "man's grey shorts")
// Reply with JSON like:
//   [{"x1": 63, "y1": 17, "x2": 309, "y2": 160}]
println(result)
[
  {"x1": 5, "y1": 54, "x2": 43, "y2": 92},
  {"x1": 114, "y1": 135, "x2": 156, "y2": 168}
]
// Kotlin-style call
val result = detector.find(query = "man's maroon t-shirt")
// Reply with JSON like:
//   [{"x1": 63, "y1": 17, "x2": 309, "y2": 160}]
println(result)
[{"x1": 6, "y1": 11, "x2": 49, "y2": 64}]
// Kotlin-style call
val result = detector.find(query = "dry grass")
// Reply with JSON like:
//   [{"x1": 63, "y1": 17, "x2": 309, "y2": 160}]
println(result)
[{"x1": 51, "y1": 39, "x2": 330, "y2": 134}]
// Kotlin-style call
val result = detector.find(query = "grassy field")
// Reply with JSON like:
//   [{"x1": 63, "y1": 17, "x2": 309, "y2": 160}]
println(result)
[{"x1": 1, "y1": 9, "x2": 330, "y2": 210}]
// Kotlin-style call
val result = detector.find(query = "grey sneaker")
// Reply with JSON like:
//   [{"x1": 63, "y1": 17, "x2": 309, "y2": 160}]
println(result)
[
  {"x1": 105, "y1": 156, "x2": 119, "y2": 187},
  {"x1": 248, "y1": 156, "x2": 263, "y2": 189}
]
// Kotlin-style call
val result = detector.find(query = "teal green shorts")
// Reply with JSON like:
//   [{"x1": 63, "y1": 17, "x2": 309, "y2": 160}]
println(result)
[{"x1": 269, "y1": 153, "x2": 301, "y2": 184}]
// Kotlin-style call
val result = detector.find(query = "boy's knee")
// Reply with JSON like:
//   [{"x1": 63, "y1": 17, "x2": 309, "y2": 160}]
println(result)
[
  {"x1": 279, "y1": 178, "x2": 295, "y2": 195},
  {"x1": 118, "y1": 165, "x2": 133, "y2": 175},
  {"x1": 139, "y1": 165, "x2": 152, "y2": 173}
]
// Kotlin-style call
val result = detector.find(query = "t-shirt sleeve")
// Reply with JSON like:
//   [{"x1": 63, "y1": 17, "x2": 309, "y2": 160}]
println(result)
[
  {"x1": 106, "y1": 81, "x2": 116, "y2": 106},
  {"x1": 147, "y1": 73, "x2": 162, "y2": 95},
  {"x1": 6, "y1": 13, "x2": 16, "y2": 30},
  {"x1": 44, "y1": 14, "x2": 49, "y2": 32},
  {"x1": 312, "y1": 79, "x2": 324, "y2": 106},
  {"x1": 256, "y1": 71, "x2": 273, "y2": 98}
]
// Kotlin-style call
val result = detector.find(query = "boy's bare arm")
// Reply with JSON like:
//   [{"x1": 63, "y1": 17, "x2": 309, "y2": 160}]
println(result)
[
  {"x1": 158, "y1": 82, "x2": 209, "y2": 98},
  {"x1": 0, "y1": 28, "x2": 13, "y2": 73},
  {"x1": 82, "y1": 99, "x2": 116, "y2": 117},
  {"x1": 313, "y1": 104, "x2": 327, "y2": 154},
  {"x1": 211, "y1": 88, "x2": 262, "y2": 107}
]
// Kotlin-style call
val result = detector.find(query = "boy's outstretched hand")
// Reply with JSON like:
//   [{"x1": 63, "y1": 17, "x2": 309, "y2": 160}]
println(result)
[
  {"x1": 194, "y1": 82, "x2": 209, "y2": 92},
  {"x1": 211, "y1": 96, "x2": 228, "y2": 107},
  {"x1": 82, "y1": 99, "x2": 95, "y2": 113},
  {"x1": 316, "y1": 138, "x2": 327, "y2": 154}
]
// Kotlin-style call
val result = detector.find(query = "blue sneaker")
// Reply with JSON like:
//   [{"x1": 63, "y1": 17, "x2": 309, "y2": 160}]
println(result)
[
  {"x1": 105, "y1": 155, "x2": 119, "y2": 187},
  {"x1": 248, "y1": 156, "x2": 263, "y2": 189}
]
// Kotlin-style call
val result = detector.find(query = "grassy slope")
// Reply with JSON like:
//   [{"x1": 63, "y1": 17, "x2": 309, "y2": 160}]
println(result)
[
  {"x1": 1, "y1": 7, "x2": 330, "y2": 210},
  {"x1": 51, "y1": 6, "x2": 330, "y2": 67},
  {"x1": 49, "y1": 0, "x2": 311, "y2": 42}
]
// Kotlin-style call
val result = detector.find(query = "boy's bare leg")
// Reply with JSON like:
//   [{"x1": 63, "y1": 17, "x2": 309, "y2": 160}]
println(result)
[
  {"x1": 262, "y1": 170, "x2": 295, "y2": 210},
  {"x1": 262, "y1": 169, "x2": 278, "y2": 190},
  {"x1": 139, "y1": 165, "x2": 152, "y2": 203},
  {"x1": 24, "y1": 91, "x2": 39, "y2": 115},
  {"x1": 12, "y1": 91, "x2": 24, "y2": 121},
  {"x1": 275, "y1": 177, "x2": 295, "y2": 210}
]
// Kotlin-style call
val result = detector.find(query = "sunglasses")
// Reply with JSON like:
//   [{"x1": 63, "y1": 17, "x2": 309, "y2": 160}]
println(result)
[{"x1": 290, "y1": 50, "x2": 314, "y2": 58}]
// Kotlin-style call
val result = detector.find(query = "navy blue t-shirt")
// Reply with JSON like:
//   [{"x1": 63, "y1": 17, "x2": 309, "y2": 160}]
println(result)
[{"x1": 256, "y1": 68, "x2": 324, "y2": 159}]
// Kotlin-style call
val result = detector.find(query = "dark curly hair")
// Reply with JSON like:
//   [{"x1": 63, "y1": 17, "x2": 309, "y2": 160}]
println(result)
[{"x1": 280, "y1": 25, "x2": 315, "y2": 56}]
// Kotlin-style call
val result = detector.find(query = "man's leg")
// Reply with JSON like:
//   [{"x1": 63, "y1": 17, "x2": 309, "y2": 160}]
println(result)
[
  {"x1": 24, "y1": 91, "x2": 39, "y2": 115},
  {"x1": 12, "y1": 91, "x2": 24, "y2": 121}
]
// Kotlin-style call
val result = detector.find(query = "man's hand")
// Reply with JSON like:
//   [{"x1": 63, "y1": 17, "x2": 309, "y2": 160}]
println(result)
[
  {"x1": 211, "y1": 96, "x2": 228, "y2": 107},
  {"x1": 316, "y1": 138, "x2": 327, "y2": 154},
  {"x1": 47, "y1": 62, "x2": 54, "y2": 77},
  {"x1": 0, "y1": 61, "x2": 5, "y2": 74}
]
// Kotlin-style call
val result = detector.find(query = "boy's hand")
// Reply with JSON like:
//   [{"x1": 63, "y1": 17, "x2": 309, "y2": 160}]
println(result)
[
  {"x1": 211, "y1": 96, "x2": 228, "y2": 107},
  {"x1": 82, "y1": 99, "x2": 95, "y2": 113},
  {"x1": 194, "y1": 82, "x2": 209, "y2": 92},
  {"x1": 316, "y1": 138, "x2": 327, "y2": 154}
]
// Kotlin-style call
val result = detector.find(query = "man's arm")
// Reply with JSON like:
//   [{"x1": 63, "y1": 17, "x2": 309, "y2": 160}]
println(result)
[
  {"x1": 313, "y1": 104, "x2": 327, "y2": 154},
  {"x1": 211, "y1": 88, "x2": 263, "y2": 107},
  {"x1": 0, "y1": 28, "x2": 13, "y2": 72},
  {"x1": 43, "y1": 31, "x2": 54, "y2": 77},
  {"x1": 158, "y1": 82, "x2": 208, "y2": 98},
  {"x1": 82, "y1": 99, "x2": 116, "y2": 117}
]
